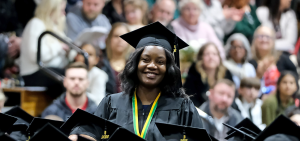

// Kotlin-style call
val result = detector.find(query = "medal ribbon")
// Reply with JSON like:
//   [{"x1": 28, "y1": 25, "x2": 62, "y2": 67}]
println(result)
[{"x1": 132, "y1": 90, "x2": 161, "y2": 139}]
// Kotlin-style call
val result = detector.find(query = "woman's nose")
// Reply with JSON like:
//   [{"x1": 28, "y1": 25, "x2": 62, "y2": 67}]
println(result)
[{"x1": 147, "y1": 62, "x2": 157, "y2": 69}]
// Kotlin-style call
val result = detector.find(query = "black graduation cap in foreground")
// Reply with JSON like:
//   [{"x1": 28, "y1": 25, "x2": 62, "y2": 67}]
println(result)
[
  {"x1": 155, "y1": 122, "x2": 213, "y2": 141},
  {"x1": 227, "y1": 118, "x2": 261, "y2": 135},
  {"x1": 253, "y1": 115, "x2": 300, "y2": 141},
  {"x1": 0, "y1": 113, "x2": 18, "y2": 141},
  {"x1": 6, "y1": 123, "x2": 28, "y2": 134},
  {"x1": 107, "y1": 127, "x2": 145, "y2": 141},
  {"x1": 60, "y1": 109, "x2": 121, "y2": 140},
  {"x1": 4, "y1": 106, "x2": 34, "y2": 124},
  {"x1": 27, "y1": 117, "x2": 65, "y2": 136},
  {"x1": 120, "y1": 22, "x2": 189, "y2": 70},
  {"x1": 29, "y1": 123, "x2": 70, "y2": 141},
  {"x1": 223, "y1": 123, "x2": 257, "y2": 141}
]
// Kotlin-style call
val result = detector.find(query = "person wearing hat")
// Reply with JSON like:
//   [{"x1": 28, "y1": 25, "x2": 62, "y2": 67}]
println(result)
[{"x1": 68, "y1": 22, "x2": 204, "y2": 141}]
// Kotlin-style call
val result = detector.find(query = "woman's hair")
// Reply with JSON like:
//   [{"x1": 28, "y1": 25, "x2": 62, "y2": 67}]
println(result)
[
  {"x1": 196, "y1": 42, "x2": 227, "y2": 87},
  {"x1": 225, "y1": 33, "x2": 252, "y2": 63},
  {"x1": 35, "y1": 0, "x2": 66, "y2": 33},
  {"x1": 178, "y1": 0, "x2": 202, "y2": 12},
  {"x1": 105, "y1": 22, "x2": 131, "y2": 60},
  {"x1": 119, "y1": 46, "x2": 187, "y2": 98},
  {"x1": 251, "y1": 26, "x2": 279, "y2": 61},
  {"x1": 261, "y1": 0, "x2": 289, "y2": 20},
  {"x1": 124, "y1": 0, "x2": 149, "y2": 25},
  {"x1": 222, "y1": 0, "x2": 248, "y2": 9}
]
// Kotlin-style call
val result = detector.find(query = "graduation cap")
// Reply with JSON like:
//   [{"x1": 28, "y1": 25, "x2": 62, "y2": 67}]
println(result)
[
  {"x1": 61, "y1": 109, "x2": 121, "y2": 140},
  {"x1": 223, "y1": 123, "x2": 257, "y2": 141},
  {"x1": 4, "y1": 106, "x2": 34, "y2": 124},
  {"x1": 227, "y1": 118, "x2": 261, "y2": 135},
  {"x1": 120, "y1": 22, "x2": 189, "y2": 86},
  {"x1": 107, "y1": 127, "x2": 145, "y2": 141},
  {"x1": 155, "y1": 122, "x2": 213, "y2": 141},
  {"x1": 7, "y1": 123, "x2": 28, "y2": 134},
  {"x1": 0, "y1": 113, "x2": 18, "y2": 141},
  {"x1": 29, "y1": 123, "x2": 70, "y2": 141},
  {"x1": 253, "y1": 115, "x2": 300, "y2": 141},
  {"x1": 27, "y1": 117, "x2": 65, "y2": 136}
]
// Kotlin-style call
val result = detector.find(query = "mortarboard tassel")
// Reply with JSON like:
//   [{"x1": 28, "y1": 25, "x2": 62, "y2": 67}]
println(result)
[{"x1": 174, "y1": 35, "x2": 182, "y2": 87}]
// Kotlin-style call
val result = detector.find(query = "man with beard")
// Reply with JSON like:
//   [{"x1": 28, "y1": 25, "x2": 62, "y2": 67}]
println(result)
[
  {"x1": 41, "y1": 62, "x2": 97, "y2": 121},
  {"x1": 66, "y1": 0, "x2": 111, "y2": 48},
  {"x1": 200, "y1": 79, "x2": 243, "y2": 141},
  {"x1": 149, "y1": 0, "x2": 176, "y2": 32}
]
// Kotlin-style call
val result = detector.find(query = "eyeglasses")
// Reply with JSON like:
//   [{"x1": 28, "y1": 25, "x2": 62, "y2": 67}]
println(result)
[
  {"x1": 230, "y1": 45, "x2": 244, "y2": 50},
  {"x1": 254, "y1": 34, "x2": 274, "y2": 40}
]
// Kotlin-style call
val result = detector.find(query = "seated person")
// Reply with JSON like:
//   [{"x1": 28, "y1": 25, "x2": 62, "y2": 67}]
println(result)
[
  {"x1": 42, "y1": 62, "x2": 97, "y2": 121},
  {"x1": 76, "y1": 43, "x2": 108, "y2": 105},
  {"x1": 232, "y1": 77, "x2": 265, "y2": 129},
  {"x1": 184, "y1": 43, "x2": 233, "y2": 107},
  {"x1": 200, "y1": 79, "x2": 243, "y2": 141},
  {"x1": 262, "y1": 71, "x2": 299, "y2": 126}
]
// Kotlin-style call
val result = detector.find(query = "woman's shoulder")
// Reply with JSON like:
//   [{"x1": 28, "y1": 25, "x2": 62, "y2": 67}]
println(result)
[
  {"x1": 25, "y1": 18, "x2": 45, "y2": 29},
  {"x1": 282, "y1": 9, "x2": 297, "y2": 19},
  {"x1": 262, "y1": 94, "x2": 278, "y2": 107},
  {"x1": 256, "y1": 6, "x2": 269, "y2": 21}
]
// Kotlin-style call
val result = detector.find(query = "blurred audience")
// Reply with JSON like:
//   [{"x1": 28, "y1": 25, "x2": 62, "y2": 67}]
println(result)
[
  {"x1": 200, "y1": 79, "x2": 243, "y2": 141},
  {"x1": 262, "y1": 71, "x2": 299, "y2": 126},
  {"x1": 66, "y1": 0, "x2": 111, "y2": 48},
  {"x1": 223, "y1": 33, "x2": 256, "y2": 88},
  {"x1": 124, "y1": 0, "x2": 148, "y2": 31},
  {"x1": 232, "y1": 77, "x2": 266, "y2": 129},
  {"x1": 184, "y1": 43, "x2": 233, "y2": 107},
  {"x1": 20, "y1": 0, "x2": 68, "y2": 98},
  {"x1": 223, "y1": 0, "x2": 261, "y2": 43},
  {"x1": 42, "y1": 62, "x2": 97, "y2": 121},
  {"x1": 103, "y1": 22, "x2": 131, "y2": 93},
  {"x1": 102, "y1": 0, "x2": 126, "y2": 24},
  {"x1": 76, "y1": 44, "x2": 108, "y2": 105},
  {"x1": 287, "y1": 107, "x2": 300, "y2": 126},
  {"x1": 257, "y1": 0, "x2": 297, "y2": 52},
  {"x1": 249, "y1": 26, "x2": 297, "y2": 94},
  {"x1": 171, "y1": 0, "x2": 225, "y2": 59},
  {"x1": 149, "y1": 0, "x2": 176, "y2": 32}
]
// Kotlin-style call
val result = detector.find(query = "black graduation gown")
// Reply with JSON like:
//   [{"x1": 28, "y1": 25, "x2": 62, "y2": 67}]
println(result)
[{"x1": 70, "y1": 92, "x2": 204, "y2": 141}]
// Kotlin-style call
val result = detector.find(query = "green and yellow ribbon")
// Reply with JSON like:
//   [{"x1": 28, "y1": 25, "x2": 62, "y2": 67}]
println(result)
[{"x1": 132, "y1": 90, "x2": 161, "y2": 139}]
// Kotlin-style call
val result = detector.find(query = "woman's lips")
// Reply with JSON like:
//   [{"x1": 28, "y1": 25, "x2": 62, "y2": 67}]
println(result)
[{"x1": 146, "y1": 72, "x2": 157, "y2": 79}]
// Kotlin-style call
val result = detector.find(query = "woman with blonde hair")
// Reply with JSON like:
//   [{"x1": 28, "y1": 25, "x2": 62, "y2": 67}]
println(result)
[
  {"x1": 124, "y1": 0, "x2": 148, "y2": 31},
  {"x1": 103, "y1": 22, "x2": 131, "y2": 93},
  {"x1": 20, "y1": 0, "x2": 68, "y2": 98},
  {"x1": 184, "y1": 42, "x2": 233, "y2": 107},
  {"x1": 249, "y1": 26, "x2": 297, "y2": 95}
]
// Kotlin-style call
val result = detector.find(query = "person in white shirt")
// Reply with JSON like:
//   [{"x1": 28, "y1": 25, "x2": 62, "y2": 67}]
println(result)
[
  {"x1": 256, "y1": 0, "x2": 297, "y2": 52},
  {"x1": 233, "y1": 77, "x2": 266, "y2": 130},
  {"x1": 76, "y1": 44, "x2": 108, "y2": 105},
  {"x1": 20, "y1": 0, "x2": 69, "y2": 98}
]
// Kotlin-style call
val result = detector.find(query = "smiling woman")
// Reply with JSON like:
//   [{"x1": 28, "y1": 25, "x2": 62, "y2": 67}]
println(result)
[{"x1": 68, "y1": 22, "x2": 204, "y2": 141}]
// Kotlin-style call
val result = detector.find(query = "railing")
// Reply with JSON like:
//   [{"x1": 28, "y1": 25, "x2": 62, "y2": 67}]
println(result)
[{"x1": 37, "y1": 31, "x2": 89, "y2": 82}]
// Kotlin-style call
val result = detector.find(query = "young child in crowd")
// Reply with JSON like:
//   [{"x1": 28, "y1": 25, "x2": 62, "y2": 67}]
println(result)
[
  {"x1": 234, "y1": 77, "x2": 266, "y2": 129},
  {"x1": 262, "y1": 71, "x2": 299, "y2": 126},
  {"x1": 76, "y1": 44, "x2": 108, "y2": 105}
]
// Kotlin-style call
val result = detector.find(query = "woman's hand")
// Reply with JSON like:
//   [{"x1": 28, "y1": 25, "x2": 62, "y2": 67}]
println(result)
[{"x1": 256, "y1": 57, "x2": 275, "y2": 79}]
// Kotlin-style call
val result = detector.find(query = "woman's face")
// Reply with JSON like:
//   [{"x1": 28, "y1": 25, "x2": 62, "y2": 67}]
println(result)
[
  {"x1": 254, "y1": 27, "x2": 275, "y2": 54},
  {"x1": 181, "y1": 2, "x2": 200, "y2": 25},
  {"x1": 279, "y1": 74, "x2": 298, "y2": 97},
  {"x1": 229, "y1": 40, "x2": 246, "y2": 63},
  {"x1": 125, "y1": 5, "x2": 143, "y2": 25},
  {"x1": 137, "y1": 46, "x2": 167, "y2": 88},
  {"x1": 110, "y1": 26, "x2": 129, "y2": 55},
  {"x1": 202, "y1": 45, "x2": 221, "y2": 70},
  {"x1": 280, "y1": 0, "x2": 292, "y2": 11}
]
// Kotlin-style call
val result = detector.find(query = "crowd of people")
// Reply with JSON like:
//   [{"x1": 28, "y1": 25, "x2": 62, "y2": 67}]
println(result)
[{"x1": 1, "y1": 0, "x2": 300, "y2": 141}]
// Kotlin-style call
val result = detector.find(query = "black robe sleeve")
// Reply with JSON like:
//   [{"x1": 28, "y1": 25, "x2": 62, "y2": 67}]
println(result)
[
  {"x1": 69, "y1": 95, "x2": 111, "y2": 140},
  {"x1": 179, "y1": 98, "x2": 204, "y2": 128}
]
